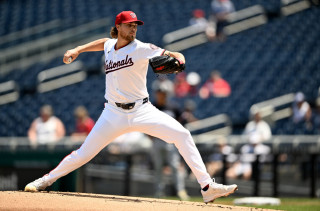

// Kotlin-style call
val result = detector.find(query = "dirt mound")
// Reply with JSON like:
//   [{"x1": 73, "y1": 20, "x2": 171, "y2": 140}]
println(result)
[{"x1": 0, "y1": 191, "x2": 274, "y2": 211}]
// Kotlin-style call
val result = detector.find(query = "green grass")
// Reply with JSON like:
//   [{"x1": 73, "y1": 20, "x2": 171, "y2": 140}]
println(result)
[
  {"x1": 164, "y1": 197, "x2": 320, "y2": 211},
  {"x1": 214, "y1": 197, "x2": 320, "y2": 211}
]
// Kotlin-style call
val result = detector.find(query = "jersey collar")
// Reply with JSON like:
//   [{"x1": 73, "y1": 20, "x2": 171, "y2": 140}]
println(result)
[{"x1": 114, "y1": 39, "x2": 134, "y2": 51}]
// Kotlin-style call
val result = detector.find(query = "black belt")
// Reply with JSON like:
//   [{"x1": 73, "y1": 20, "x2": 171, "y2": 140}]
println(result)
[{"x1": 107, "y1": 97, "x2": 148, "y2": 110}]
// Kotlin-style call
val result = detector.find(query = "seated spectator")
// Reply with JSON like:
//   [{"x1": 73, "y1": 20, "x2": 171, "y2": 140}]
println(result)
[
  {"x1": 186, "y1": 72, "x2": 201, "y2": 96},
  {"x1": 243, "y1": 110, "x2": 272, "y2": 142},
  {"x1": 292, "y1": 92, "x2": 312, "y2": 126},
  {"x1": 188, "y1": 8, "x2": 221, "y2": 42},
  {"x1": 189, "y1": 9, "x2": 208, "y2": 30},
  {"x1": 226, "y1": 134, "x2": 271, "y2": 180},
  {"x1": 151, "y1": 76, "x2": 174, "y2": 98},
  {"x1": 174, "y1": 73, "x2": 191, "y2": 98},
  {"x1": 71, "y1": 106, "x2": 95, "y2": 141},
  {"x1": 28, "y1": 105, "x2": 65, "y2": 144},
  {"x1": 199, "y1": 70, "x2": 231, "y2": 98},
  {"x1": 179, "y1": 99, "x2": 198, "y2": 126},
  {"x1": 226, "y1": 110, "x2": 271, "y2": 180},
  {"x1": 208, "y1": 0, "x2": 235, "y2": 41}
]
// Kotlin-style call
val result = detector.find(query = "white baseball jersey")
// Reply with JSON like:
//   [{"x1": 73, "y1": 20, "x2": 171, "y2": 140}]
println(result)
[{"x1": 103, "y1": 39, "x2": 164, "y2": 103}]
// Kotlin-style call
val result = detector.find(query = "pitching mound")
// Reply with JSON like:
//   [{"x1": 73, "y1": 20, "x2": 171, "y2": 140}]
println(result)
[{"x1": 0, "y1": 191, "x2": 274, "y2": 211}]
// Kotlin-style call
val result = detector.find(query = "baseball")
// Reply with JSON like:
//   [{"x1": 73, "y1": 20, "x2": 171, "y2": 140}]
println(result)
[{"x1": 66, "y1": 57, "x2": 72, "y2": 64}]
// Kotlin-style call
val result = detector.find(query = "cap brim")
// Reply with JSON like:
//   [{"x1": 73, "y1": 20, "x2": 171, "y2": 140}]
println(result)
[{"x1": 121, "y1": 20, "x2": 144, "y2": 25}]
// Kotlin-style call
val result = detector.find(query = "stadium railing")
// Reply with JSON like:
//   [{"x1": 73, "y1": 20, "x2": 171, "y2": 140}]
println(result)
[
  {"x1": 0, "y1": 80, "x2": 19, "y2": 105},
  {"x1": 37, "y1": 61, "x2": 85, "y2": 93}
]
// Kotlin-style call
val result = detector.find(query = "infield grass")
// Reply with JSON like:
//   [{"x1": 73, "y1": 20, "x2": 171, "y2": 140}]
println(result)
[{"x1": 165, "y1": 197, "x2": 320, "y2": 211}]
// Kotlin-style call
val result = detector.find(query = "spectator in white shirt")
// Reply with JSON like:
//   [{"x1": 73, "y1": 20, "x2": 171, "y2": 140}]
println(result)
[{"x1": 28, "y1": 105, "x2": 65, "y2": 144}]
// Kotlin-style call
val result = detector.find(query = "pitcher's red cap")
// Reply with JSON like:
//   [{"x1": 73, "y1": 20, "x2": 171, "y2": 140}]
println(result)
[{"x1": 115, "y1": 11, "x2": 144, "y2": 26}]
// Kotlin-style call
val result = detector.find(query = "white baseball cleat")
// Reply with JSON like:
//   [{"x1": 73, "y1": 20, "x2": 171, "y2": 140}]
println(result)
[
  {"x1": 201, "y1": 179, "x2": 238, "y2": 203},
  {"x1": 24, "y1": 177, "x2": 48, "y2": 192}
]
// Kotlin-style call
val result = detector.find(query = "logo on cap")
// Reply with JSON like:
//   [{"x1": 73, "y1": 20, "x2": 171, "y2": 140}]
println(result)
[{"x1": 130, "y1": 13, "x2": 136, "y2": 18}]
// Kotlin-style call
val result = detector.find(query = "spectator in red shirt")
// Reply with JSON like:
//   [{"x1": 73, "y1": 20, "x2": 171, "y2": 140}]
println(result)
[
  {"x1": 174, "y1": 72, "x2": 191, "y2": 98},
  {"x1": 71, "y1": 106, "x2": 95, "y2": 141},
  {"x1": 199, "y1": 70, "x2": 231, "y2": 98}
]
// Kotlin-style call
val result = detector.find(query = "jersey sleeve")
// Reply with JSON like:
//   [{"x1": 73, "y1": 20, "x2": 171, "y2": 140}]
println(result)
[
  {"x1": 140, "y1": 43, "x2": 165, "y2": 59},
  {"x1": 104, "y1": 39, "x2": 115, "y2": 52},
  {"x1": 104, "y1": 39, "x2": 109, "y2": 51}
]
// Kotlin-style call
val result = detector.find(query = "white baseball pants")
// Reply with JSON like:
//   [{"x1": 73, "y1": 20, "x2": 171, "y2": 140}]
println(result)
[{"x1": 44, "y1": 102, "x2": 212, "y2": 188}]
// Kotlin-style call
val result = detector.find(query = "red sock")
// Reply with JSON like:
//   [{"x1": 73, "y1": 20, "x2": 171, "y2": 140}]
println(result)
[{"x1": 202, "y1": 184, "x2": 209, "y2": 191}]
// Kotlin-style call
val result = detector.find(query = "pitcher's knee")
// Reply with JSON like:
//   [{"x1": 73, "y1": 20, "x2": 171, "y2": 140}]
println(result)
[
  {"x1": 184, "y1": 128, "x2": 192, "y2": 138},
  {"x1": 174, "y1": 129, "x2": 193, "y2": 144}
]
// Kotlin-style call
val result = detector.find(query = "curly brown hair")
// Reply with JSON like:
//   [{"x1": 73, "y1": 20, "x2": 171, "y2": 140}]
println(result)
[{"x1": 110, "y1": 26, "x2": 118, "y2": 38}]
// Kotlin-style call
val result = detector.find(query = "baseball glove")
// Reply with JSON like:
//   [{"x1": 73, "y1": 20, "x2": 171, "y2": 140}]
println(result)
[{"x1": 149, "y1": 55, "x2": 185, "y2": 74}]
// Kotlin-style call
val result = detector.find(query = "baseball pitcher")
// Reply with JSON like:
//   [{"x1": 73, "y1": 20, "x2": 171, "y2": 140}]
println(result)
[{"x1": 24, "y1": 11, "x2": 237, "y2": 203}]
